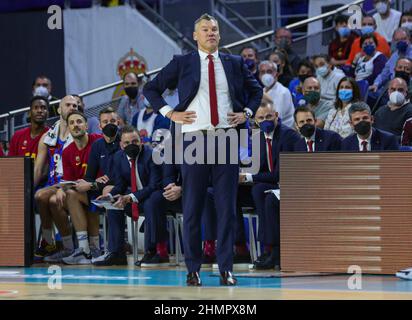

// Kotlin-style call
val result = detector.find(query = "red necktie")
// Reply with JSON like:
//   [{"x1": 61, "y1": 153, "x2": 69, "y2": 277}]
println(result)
[
  {"x1": 266, "y1": 138, "x2": 274, "y2": 172},
  {"x1": 130, "y1": 159, "x2": 139, "y2": 221},
  {"x1": 361, "y1": 140, "x2": 368, "y2": 152},
  {"x1": 207, "y1": 54, "x2": 219, "y2": 127},
  {"x1": 307, "y1": 140, "x2": 314, "y2": 152}
]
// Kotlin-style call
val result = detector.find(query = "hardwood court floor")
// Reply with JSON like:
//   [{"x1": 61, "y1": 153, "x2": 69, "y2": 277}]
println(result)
[{"x1": 1, "y1": 259, "x2": 412, "y2": 300}]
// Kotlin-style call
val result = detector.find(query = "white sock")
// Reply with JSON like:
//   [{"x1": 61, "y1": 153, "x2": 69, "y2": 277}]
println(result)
[
  {"x1": 76, "y1": 231, "x2": 90, "y2": 254},
  {"x1": 62, "y1": 235, "x2": 74, "y2": 251},
  {"x1": 89, "y1": 236, "x2": 100, "y2": 250},
  {"x1": 42, "y1": 229, "x2": 53, "y2": 245}
]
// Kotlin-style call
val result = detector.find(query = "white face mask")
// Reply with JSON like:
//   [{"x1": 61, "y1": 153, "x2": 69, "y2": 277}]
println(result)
[
  {"x1": 389, "y1": 91, "x2": 406, "y2": 106},
  {"x1": 316, "y1": 65, "x2": 329, "y2": 78},
  {"x1": 261, "y1": 73, "x2": 275, "y2": 88},
  {"x1": 33, "y1": 86, "x2": 49, "y2": 98},
  {"x1": 401, "y1": 22, "x2": 412, "y2": 31},
  {"x1": 375, "y1": 1, "x2": 388, "y2": 15}
]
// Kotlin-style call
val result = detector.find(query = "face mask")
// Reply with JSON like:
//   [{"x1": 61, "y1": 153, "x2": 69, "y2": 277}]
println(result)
[
  {"x1": 354, "y1": 120, "x2": 371, "y2": 136},
  {"x1": 298, "y1": 74, "x2": 310, "y2": 83},
  {"x1": 361, "y1": 25, "x2": 375, "y2": 35},
  {"x1": 125, "y1": 86, "x2": 138, "y2": 99},
  {"x1": 401, "y1": 22, "x2": 412, "y2": 31},
  {"x1": 316, "y1": 65, "x2": 329, "y2": 78},
  {"x1": 396, "y1": 40, "x2": 409, "y2": 54},
  {"x1": 261, "y1": 73, "x2": 275, "y2": 88},
  {"x1": 259, "y1": 120, "x2": 275, "y2": 133},
  {"x1": 395, "y1": 71, "x2": 411, "y2": 85},
  {"x1": 102, "y1": 123, "x2": 118, "y2": 138},
  {"x1": 304, "y1": 91, "x2": 321, "y2": 105},
  {"x1": 338, "y1": 27, "x2": 351, "y2": 38},
  {"x1": 363, "y1": 44, "x2": 376, "y2": 56},
  {"x1": 375, "y1": 1, "x2": 388, "y2": 15},
  {"x1": 244, "y1": 59, "x2": 256, "y2": 71},
  {"x1": 278, "y1": 38, "x2": 290, "y2": 51},
  {"x1": 34, "y1": 86, "x2": 49, "y2": 98},
  {"x1": 124, "y1": 143, "x2": 142, "y2": 159},
  {"x1": 389, "y1": 91, "x2": 406, "y2": 106},
  {"x1": 299, "y1": 123, "x2": 316, "y2": 138},
  {"x1": 338, "y1": 89, "x2": 353, "y2": 102}
]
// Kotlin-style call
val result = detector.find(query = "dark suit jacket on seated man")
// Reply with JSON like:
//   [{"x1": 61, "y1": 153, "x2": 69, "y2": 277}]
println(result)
[
  {"x1": 96, "y1": 126, "x2": 162, "y2": 266},
  {"x1": 341, "y1": 101, "x2": 399, "y2": 151},
  {"x1": 293, "y1": 106, "x2": 342, "y2": 152},
  {"x1": 143, "y1": 14, "x2": 263, "y2": 286},
  {"x1": 239, "y1": 101, "x2": 300, "y2": 271}
]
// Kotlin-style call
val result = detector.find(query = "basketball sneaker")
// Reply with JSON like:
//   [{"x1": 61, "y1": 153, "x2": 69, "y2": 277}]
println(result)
[
  {"x1": 44, "y1": 248, "x2": 73, "y2": 263},
  {"x1": 62, "y1": 248, "x2": 92, "y2": 265},
  {"x1": 34, "y1": 240, "x2": 58, "y2": 263}
]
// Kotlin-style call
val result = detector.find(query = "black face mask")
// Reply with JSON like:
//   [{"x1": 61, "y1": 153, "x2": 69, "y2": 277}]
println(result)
[
  {"x1": 354, "y1": 121, "x2": 371, "y2": 136},
  {"x1": 298, "y1": 74, "x2": 310, "y2": 83},
  {"x1": 299, "y1": 123, "x2": 316, "y2": 138},
  {"x1": 125, "y1": 86, "x2": 138, "y2": 100},
  {"x1": 102, "y1": 123, "x2": 118, "y2": 138},
  {"x1": 395, "y1": 71, "x2": 411, "y2": 85},
  {"x1": 124, "y1": 144, "x2": 142, "y2": 159}
]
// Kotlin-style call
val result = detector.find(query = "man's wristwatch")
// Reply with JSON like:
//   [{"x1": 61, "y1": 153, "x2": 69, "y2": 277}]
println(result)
[{"x1": 243, "y1": 109, "x2": 252, "y2": 119}]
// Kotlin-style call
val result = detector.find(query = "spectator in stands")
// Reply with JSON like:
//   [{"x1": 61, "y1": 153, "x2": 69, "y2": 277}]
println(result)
[
  {"x1": 101, "y1": 125, "x2": 162, "y2": 266},
  {"x1": 346, "y1": 15, "x2": 391, "y2": 66},
  {"x1": 394, "y1": 57, "x2": 412, "y2": 92},
  {"x1": 33, "y1": 95, "x2": 79, "y2": 262},
  {"x1": 240, "y1": 46, "x2": 260, "y2": 83},
  {"x1": 373, "y1": 78, "x2": 412, "y2": 140},
  {"x1": 273, "y1": 27, "x2": 301, "y2": 73},
  {"x1": 269, "y1": 50, "x2": 294, "y2": 88},
  {"x1": 131, "y1": 98, "x2": 170, "y2": 144},
  {"x1": 342, "y1": 101, "x2": 399, "y2": 151},
  {"x1": 73, "y1": 94, "x2": 101, "y2": 135},
  {"x1": 324, "y1": 77, "x2": 361, "y2": 138},
  {"x1": 400, "y1": 10, "x2": 412, "y2": 32},
  {"x1": 301, "y1": 76, "x2": 334, "y2": 128},
  {"x1": 313, "y1": 54, "x2": 345, "y2": 102},
  {"x1": 370, "y1": 28, "x2": 412, "y2": 94},
  {"x1": 117, "y1": 72, "x2": 145, "y2": 125},
  {"x1": 373, "y1": 0, "x2": 402, "y2": 43},
  {"x1": 51, "y1": 111, "x2": 102, "y2": 265},
  {"x1": 258, "y1": 60, "x2": 294, "y2": 127},
  {"x1": 32, "y1": 75, "x2": 59, "y2": 117},
  {"x1": 289, "y1": 59, "x2": 315, "y2": 107},
  {"x1": 329, "y1": 14, "x2": 358, "y2": 67},
  {"x1": 8, "y1": 96, "x2": 49, "y2": 158},
  {"x1": 350, "y1": 33, "x2": 388, "y2": 85},
  {"x1": 294, "y1": 106, "x2": 342, "y2": 151},
  {"x1": 239, "y1": 101, "x2": 300, "y2": 270},
  {"x1": 401, "y1": 116, "x2": 412, "y2": 146}
]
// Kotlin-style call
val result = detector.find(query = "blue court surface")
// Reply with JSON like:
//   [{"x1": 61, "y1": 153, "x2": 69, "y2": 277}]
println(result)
[{"x1": 1, "y1": 266, "x2": 412, "y2": 299}]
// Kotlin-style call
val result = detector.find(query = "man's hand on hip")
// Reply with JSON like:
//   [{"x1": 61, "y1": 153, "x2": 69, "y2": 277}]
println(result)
[
  {"x1": 166, "y1": 111, "x2": 197, "y2": 124},
  {"x1": 227, "y1": 112, "x2": 247, "y2": 126}
]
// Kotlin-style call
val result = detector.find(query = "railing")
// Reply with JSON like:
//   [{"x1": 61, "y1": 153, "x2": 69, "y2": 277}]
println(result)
[{"x1": 1, "y1": 0, "x2": 366, "y2": 143}]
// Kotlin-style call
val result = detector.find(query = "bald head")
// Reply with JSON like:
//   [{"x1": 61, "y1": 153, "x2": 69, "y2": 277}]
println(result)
[
  {"x1": 303, "y1": 77, "x2": 320, "y2": 92},
  {"x1": 58, "y1": 95, "x2": 79, "y2": 121}
]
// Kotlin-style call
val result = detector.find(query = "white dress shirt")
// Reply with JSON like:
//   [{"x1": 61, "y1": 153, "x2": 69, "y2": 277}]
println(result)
[
  {"x1": 127, "y1": 155, "x2": 143, "y2": 203},
  {"x1": 160, "y1": 50, "x2": 235, "y2": 133},
  {"x1": 245, "y1": 131, "x2": 274, "y2": 182},
  {"x1": 357, "y1": 131, "x2": 372, "y2": 151},
  {"x1": 266, "y1": 81, "x2": 295, "y2": 128}
]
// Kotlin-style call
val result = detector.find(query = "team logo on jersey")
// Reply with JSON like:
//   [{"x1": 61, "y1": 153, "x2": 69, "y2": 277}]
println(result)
[{"x1": 76, "y1": 156, "x2": 81, "y2": 166}]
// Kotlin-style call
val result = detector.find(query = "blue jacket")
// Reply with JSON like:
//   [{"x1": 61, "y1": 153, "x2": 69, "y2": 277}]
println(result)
[
  {"x1": 143, "y1": 51, "x2": 263, "y2": 116},
  {"x1": 252, "y1": 122, "x2": 301, "y2": 185},
  {"x1": 110, "y1": 145, "x2": 162, "y2": 202},
  {"x1": 293, "y1": 128, "x2": 342, "y2": 152},
  {"x1": 341, "y1": 128, "x2": 399, "y2": 151}
]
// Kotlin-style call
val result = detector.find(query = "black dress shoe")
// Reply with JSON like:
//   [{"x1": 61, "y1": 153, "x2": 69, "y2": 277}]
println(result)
[
  {"x1": 254, "y1": 250, "x2": 280, "y2": 270},
  {"x1": 92, "y1": 252, "x2": 128, "y2": 266},
  {"x1": 135, "y1": 251, "x2": 156, "y2": 267},
  {"x1": 186, "y1": 272, "x2": 202, "y2": 286},
  {"x1": 220, "y1": 271, "x2": 237, "y2": 286}
]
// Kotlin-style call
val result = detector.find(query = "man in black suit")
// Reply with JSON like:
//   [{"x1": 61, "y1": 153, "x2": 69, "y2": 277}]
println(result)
[
  {"x1": 239, "y1": 100, "x2": 301, "y2": 270},
  {"x1": 293, "y1": 106, "x2": 342, "y2": 152},
  {"x1": 144, "y1": 14, "x2": 263, "y2": 286},
  {"x1": 342, "y1": 102, "x2": 399, "y2": 151}
]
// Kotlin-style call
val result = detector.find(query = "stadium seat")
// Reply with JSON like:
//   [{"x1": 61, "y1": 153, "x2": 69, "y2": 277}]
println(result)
[{"x1": 356, "y1": 79, "x2": 370, "y2": 101}]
